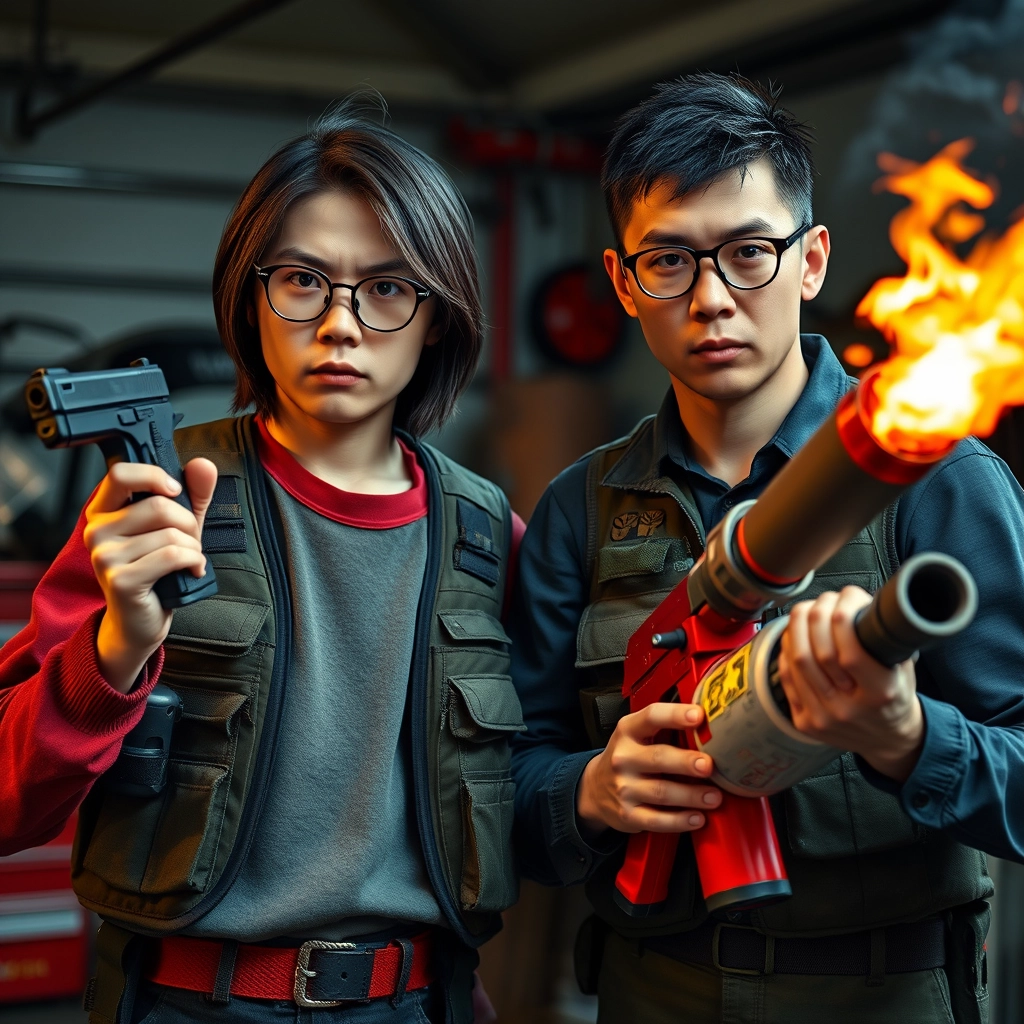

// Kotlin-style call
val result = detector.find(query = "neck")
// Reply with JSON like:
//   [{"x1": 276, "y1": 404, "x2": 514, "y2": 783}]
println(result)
[
  {"x1": 264, "y1": 396, "x2": 411, "y2": 494},
  {"x1": 673, "y1": 337, "x2": 808, "y2": 487}
]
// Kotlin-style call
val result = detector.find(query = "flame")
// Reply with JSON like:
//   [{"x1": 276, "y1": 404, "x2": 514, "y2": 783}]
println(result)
[{"x1": 855, "y1": 138, "x2": 1024, "y2": 455}]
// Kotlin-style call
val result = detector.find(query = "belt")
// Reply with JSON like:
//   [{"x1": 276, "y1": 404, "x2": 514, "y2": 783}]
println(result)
[
  {"x1": 644, "y1": 917, "x2": 946, "y2": 976},
  {"x1": 147, "y1": 932, "x2": 434, "y2": 1008}
]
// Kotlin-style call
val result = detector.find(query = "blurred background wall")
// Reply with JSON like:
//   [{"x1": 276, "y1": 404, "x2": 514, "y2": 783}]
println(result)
[{"x1": 1, "y1": 1, "x2": 1023, "y2": 1021}]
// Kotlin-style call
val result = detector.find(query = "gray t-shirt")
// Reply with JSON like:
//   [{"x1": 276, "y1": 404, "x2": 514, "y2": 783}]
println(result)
[{"x1": 191, "y1": 450, "x2": 442, "y2": 941}]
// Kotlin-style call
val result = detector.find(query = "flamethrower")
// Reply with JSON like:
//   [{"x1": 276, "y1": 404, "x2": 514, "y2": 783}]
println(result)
[{"x1": 614, "y1": 368, "x2": 978, "y2": 917}]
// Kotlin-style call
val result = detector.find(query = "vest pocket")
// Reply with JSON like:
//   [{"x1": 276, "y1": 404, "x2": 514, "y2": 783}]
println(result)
[
  {"x1": 785, "y1": 752, "x2": 926, "y2": 859},
  {"x1": 77, "y1": 671, "x2": 254, "y2": 899},
  {"x1": 460, "y1": 772, "x2": 518, "y2": 913},
  {"x1": 141, "y1": 761, "x2": 230, "y2": 893},
  {"x1": 576, "y1": 589, "x2": 674, "y2": 668},
  {"x1": 433, "y1": 624, "x2": 522, "y2": 916},
  {"x1": 444, "y1": 674, "x2": 522, "y2": 912},
  {"x1": 81, "y1": 759, "x2": 229, "y2": 896},
  {"x1": 448, "y1": 674, "x2": 525, "y2": 742}
]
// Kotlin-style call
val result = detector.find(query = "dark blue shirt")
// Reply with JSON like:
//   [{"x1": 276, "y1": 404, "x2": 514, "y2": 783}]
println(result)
[{"x1": 509, "y1": 334, "x2": 1024, "y2": 887}]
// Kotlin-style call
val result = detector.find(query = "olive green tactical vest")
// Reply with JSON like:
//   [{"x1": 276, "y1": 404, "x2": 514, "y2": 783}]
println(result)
[
  {"x1": 577, "y1": 417, "x2": 991, "y2": 940},
  {"x1": 70, "y1": 416, "x2": 522, "y2": 946}
]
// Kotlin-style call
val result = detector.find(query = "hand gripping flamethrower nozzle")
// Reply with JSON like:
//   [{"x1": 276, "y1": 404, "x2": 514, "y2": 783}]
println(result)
[{"x1": 613, "y1": 370, "x2": 978, "y2": 918}]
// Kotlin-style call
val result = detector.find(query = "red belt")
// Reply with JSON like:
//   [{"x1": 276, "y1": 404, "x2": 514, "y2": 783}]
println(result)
[{"x1": 148, "y1": 932, "x2": 434, "y2": 1008}]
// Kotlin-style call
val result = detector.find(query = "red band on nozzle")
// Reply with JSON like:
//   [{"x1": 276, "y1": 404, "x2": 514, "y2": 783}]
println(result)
[
  {"x1": 835, "y1": 373, "x2": 953, "y2": 486},
  {"x1": 735, "y1": 515, "x2": 804, "y2": 587}
]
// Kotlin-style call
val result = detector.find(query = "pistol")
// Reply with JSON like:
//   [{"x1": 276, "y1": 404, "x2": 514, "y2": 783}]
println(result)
[{"x1": 24, "y1": 358, "x2": 218, "y2": 608}]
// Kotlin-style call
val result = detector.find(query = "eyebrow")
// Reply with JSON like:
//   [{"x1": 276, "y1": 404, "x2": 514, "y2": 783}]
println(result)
[
  {"x1": 267, "y1": 247, "x2": 411, "y2": 278},
  {"x1": 635, "y1": 218, "x2": 780, "y2": 249}
]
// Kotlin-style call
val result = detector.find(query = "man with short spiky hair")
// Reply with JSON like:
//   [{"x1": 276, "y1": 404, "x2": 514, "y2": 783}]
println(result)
[{"x1": 510, "y1": 73, "x2": 1024, "y2": 1023}]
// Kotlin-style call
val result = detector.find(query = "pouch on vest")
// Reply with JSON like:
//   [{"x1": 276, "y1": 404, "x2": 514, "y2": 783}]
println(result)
[
  {"x1": 436, "y1": 609, "x2": 522, "y2": 915},
  {"x1": 576, "y1": 535, "x2": 692, "y2": 746},
  {"x1": 77, "y1": 595, "x2": 267, "y2": 900}
]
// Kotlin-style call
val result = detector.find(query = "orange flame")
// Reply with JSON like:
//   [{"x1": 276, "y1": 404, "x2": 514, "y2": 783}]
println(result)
[{"x1": 855, "y1": 138, "x2": 1024, "y2": 455}]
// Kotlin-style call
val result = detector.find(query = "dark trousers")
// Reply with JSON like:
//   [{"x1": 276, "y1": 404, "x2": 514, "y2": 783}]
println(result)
[
  {"x1": 596, "y1": 930, "x2": 964, "y2": 1024},
  {"x1": 130, "y1": 980, "x2": 439, "y2": 1024}
]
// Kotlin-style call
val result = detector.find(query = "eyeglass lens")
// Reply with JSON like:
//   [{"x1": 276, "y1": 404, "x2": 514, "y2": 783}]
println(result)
[
  {"x1": 266, "y1": 266, "x2": 420, "y2": 330},
  {"x1": 635, "y1": 239, "x2": 783, "y2": 298}
]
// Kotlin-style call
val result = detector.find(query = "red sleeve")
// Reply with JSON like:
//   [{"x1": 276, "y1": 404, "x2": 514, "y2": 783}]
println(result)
[
  {"x1": 502, "y1": 510, "x2": 527, "y2": 625},
  {"x1": 0, "y1": 507, "x2": 161, "y2": 855}
]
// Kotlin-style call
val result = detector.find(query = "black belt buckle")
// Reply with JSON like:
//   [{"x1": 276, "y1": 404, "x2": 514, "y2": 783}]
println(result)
[
  {"x1": 712, "y1": 923, "x2": 768, "y2": 976},
  {"x1": 294, "y1": 941, "x2": 375, "y2": 1008}
]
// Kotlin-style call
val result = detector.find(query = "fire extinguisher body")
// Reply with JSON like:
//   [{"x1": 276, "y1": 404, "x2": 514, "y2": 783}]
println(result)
[{"x1": 613, "y1": 590, "x2": 792, "y2": 917}]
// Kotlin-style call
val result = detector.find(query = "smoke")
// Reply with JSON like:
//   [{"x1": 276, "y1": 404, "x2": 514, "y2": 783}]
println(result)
[
  {"x1": 812, "y1": 0, "x2": 1024, "y2": 319},
  {"x1": 839, "y1": 0, "x2": 1024, "y2": 227}
]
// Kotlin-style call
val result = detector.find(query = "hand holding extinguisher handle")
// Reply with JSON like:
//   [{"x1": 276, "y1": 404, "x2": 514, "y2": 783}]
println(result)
[{"x1": 853, "y1": 553, "x2": 977, "y2": 667}]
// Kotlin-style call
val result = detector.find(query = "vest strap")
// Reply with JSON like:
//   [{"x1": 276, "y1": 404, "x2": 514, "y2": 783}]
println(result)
[{"x1": 88, "y1": 920, "x2": 141, "y2": 1024}]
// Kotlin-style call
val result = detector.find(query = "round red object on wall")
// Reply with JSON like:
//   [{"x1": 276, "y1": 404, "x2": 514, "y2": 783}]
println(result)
[{"x1": 530, "y1": 264, "x2": 625, "y2": 368}]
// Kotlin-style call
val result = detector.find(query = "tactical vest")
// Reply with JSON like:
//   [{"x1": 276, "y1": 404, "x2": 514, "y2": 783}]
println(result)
[
  {"x1": 70, "y1": 416, "x2": 522, "y2": 947},
  {"x1": 576, "y1": 417, "x2": 992, "y2": 940}
]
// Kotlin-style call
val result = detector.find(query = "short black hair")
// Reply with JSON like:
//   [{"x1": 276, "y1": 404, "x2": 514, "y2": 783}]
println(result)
[
  {"x1": 602, "y1": 73, "x2": 814, "y2": 246},
  {"x1": 213, "y1": 94, "x2": 482, "y2": 436}
]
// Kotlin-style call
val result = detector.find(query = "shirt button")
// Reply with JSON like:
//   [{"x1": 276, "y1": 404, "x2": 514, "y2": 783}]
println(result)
[
  {"x1": 911, "y1": 791, "x2": 930, "y2": 809},
  {"x1": 576, "y1": 853, "x2": 587, "y2": 864}
]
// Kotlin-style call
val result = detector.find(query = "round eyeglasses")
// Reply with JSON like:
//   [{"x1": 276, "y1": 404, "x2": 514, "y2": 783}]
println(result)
[
  {"x1": 254, "y1": 264, "x2": 432, "y2": 333},
  {"x1": 620, "y1": 224, "x2": 813, "y2": 300}
]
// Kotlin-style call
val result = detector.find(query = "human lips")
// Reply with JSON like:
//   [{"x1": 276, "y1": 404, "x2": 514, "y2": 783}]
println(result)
[
  {"x1": 309, "y1": 362, "x2": 366, "y2": 384},
  {"x1": 691, "y1": 338, "x2": 749, "y2": 362}
]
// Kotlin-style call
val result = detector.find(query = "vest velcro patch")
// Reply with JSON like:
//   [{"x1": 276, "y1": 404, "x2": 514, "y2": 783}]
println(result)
[
  {"x1": 202, "y1": 476, "x2": 247, "y2": 554},
  {"x1": 453, "y1": 498, "x2": 500, "y2": 586}
]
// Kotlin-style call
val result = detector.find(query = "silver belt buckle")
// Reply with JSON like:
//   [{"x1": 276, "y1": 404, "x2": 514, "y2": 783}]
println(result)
[{"x1": 294, "y1": 940, "x2": 358, "y2": 1008}]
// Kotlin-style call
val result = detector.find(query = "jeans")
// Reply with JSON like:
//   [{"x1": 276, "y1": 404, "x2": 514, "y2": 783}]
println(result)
[{"x1": 130, "y1": 979, "x2": 440, "y2": 1024}]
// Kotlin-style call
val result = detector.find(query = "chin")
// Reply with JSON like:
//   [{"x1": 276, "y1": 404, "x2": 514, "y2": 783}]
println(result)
[
  {"x1": 309, "y1": 393, "x2": 397, "y2": 427},
  {"x1": 677, "y1": 364, "x2": 766, "y2": 403}
]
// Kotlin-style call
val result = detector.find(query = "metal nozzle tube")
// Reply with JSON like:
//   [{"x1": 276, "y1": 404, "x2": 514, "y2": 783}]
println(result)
[
  {"x1": 854, "y1": 552, "x2": 977, "y2": 666},
  {"x1": 739, "y1": 372, "x2": 953, "y2": 586}
]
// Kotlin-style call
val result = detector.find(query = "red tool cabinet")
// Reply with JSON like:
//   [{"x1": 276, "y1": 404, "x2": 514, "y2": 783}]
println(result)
[
  {"x1": 0, "y1": 815, "x2": 90, "y2": 1004},
  {"x1": 0, "y1": 561, "x2": 90, "y2": 1004}
]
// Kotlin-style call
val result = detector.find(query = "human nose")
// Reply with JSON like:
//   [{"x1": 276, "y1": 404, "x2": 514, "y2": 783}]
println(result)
[
  {"x1": 316, "y1": 285, "x2": 362, "y2": 345},
  {"x1": 688, "y1": 256, "x2": 736, "y2": 322}
]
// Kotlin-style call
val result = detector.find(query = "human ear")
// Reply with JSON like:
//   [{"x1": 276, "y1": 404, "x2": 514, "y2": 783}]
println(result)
[
  {"x1": 422, "y1": 299, "x2": 443, "y2": 347},
  {"x1": 800, "y1": 225, "x2": 830, "y2": 302},
  {"x1": 604, "y1": 248, "x2": 639, "y2": 318},
  {"x1": 424, "y1": 320, "x2": 442, "y2": 347}
]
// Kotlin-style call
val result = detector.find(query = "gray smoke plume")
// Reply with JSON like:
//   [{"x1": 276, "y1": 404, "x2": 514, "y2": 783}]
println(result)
[
  {"x1": 819, "y1": 0, "x2": 1024, "y2": 317},
  {"x1": 839, "y1": 0, "x2": 1024, "y2": 220}
]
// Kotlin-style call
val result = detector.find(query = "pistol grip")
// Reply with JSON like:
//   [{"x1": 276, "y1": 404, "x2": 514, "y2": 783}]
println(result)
[
  {"x1": 613, "y1": 831, "x2": 680, "y2": 917},
  {"x1": 153, "y1": 478, "x2": 218, "y2": 610},
  {"x1": 100, "y1": 426, "x2": 219, "y2": 609}
]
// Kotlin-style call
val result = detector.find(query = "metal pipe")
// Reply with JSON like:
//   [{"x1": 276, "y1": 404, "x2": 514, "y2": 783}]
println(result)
[
  {"x1": 739, "y1": 369, "x2": 953, "y2": 585},
  {"x1": 16, "y1": 0, "x2": 295, "y2": 140}
]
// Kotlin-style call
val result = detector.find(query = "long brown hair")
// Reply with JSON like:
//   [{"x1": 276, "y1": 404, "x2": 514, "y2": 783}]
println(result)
[{"x1": 213, "y1": 96, "x2": 482, "y2": 436}]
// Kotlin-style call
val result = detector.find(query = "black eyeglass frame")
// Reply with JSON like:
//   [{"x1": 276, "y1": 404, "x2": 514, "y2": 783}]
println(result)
[
  {"x1": 619, "y1": 223, "x2": 814, "y2": 300},
  {"x1": 253, "y1": 263, "x2": 433, "y2": 332}
]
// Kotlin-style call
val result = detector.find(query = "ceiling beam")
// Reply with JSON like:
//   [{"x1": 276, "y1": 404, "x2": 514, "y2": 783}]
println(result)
[
  {"x1": 510, "y1": 0, "x2": 881, "y2": 111},
  {"x1": 0, "y1": 26, "x2": 477, "y2": 111},
  {"x1": 15, "y1": 0, "x2": 295, "y2": 139}
]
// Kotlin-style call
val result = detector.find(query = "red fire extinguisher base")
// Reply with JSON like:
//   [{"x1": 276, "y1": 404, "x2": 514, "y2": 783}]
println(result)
[
  {"x1": 704, "y1": 877, "x2": 792, "y2": 914},
  {"x1": 611, "y1": 886, "x2": 668, "y2": 918}
]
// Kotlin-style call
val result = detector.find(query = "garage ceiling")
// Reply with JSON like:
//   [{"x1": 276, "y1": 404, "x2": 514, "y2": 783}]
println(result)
[{"x1": 0, "y1": 0, "x2": 953, "y2": 127}]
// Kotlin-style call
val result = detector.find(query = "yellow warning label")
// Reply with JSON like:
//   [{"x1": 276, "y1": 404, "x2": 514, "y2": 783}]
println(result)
[{"x1": 702, "y1": 649, "x2": 748, "y2": 721}]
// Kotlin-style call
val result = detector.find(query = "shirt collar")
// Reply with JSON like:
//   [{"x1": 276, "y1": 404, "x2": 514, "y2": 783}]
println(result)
[{"x1": 605, "y1": 335, "x2": 854, "y2": 489}]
